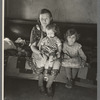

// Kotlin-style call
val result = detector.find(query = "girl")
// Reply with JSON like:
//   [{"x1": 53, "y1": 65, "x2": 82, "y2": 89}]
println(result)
[
  {"x1": 30, "y1": 9, "x2": 61, "y2": 96},
  {"x1": 62, "y1": 28, "x2": 87, "y2": 88}
]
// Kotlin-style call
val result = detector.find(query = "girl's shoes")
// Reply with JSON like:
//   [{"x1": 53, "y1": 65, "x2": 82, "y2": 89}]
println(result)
[{"x1": 65, "y1": 79, "x2": 73, "y2": 88}]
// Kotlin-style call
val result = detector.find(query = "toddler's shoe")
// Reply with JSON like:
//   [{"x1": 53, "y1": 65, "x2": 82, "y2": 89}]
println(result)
[{"x1": 47, "y1": 67, "x2": 52, "y2": 75}]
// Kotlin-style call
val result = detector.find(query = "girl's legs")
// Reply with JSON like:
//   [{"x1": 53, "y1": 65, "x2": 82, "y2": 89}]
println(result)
[
  {"x1": 72, "y1": 68, "x2": 79, "y2": 79},
  {"x1": 65, "y1": 67, "x2": 73, "y2": 88},
  {"x1": 72, "y1": 68, "x2": 79, "y2": 84},
  {"x1": 65, "y1": 68, "x2": 79, "y2": 88},
  {"x1": 65, "y1": 67, "x2": 72, "y2": 80}
]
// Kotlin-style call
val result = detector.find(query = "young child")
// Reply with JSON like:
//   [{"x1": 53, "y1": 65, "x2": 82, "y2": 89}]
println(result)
[
  {"x1": 62, "y1": 28, "x2": 87, "y2": 88},
  {"x1": 40, "y1": 24, "x2": 62, "y2": 80}
]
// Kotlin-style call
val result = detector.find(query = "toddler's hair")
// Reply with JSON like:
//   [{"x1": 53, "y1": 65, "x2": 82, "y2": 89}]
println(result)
[
  {"x1": 46, "y1": 24, "x2": 57, "y2": 33},
  {"x1": 65, "y1": 28, "x2": 80, "y2": 41}
]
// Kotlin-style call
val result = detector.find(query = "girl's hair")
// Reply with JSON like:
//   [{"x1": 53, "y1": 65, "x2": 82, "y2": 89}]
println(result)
[
  {"x1": 46, "y1": 24, "x2": 57, "y2": 33},
  {"x1": 65, "y1": 28, "x2": 80, "y2": 41},
  {"x1": 37, "y1": 8, "x2": 53, "y2": 24}
]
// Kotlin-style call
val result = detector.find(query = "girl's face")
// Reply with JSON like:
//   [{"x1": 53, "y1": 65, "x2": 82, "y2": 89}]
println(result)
[
  {"x1": 46, "y1": 29, "x2": 55, "y2": 38},
  {"x1": 39, "y1": 13, "x2": 51, "y2": 27},
  {"x1": 67, "y1": 34, "x2": 76, "y2": 45}
]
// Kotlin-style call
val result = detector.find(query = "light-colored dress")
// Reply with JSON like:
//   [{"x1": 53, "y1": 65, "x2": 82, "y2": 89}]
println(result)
[{"x1": 62, "y1": 41, "x2": 87, "y2": 68}]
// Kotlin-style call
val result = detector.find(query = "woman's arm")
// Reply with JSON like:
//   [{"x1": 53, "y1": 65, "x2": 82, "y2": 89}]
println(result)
[
  {"x1": 30, "y1": 26, "x2": 40, "y2": 54},
  {"x1": 30, "y1": 27, "x2": 36, "y2": 44},
  {"x1": 30, "y1": 43, "x2": 40, "y2": 55}
]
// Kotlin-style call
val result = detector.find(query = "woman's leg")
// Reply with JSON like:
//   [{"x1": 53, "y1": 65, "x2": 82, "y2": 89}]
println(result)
[
  {"x1": 46, "y1": 59, "x2": 60, "y2": 96},
  {"x1": 37, "y1": 68, "x2": 44, "y2": 87},
  {"x1": 46, "y1": 70, "x2": 58, "y2": 88},
  {"x1": 46, "y1": 59, "x2": 60, "y2": 87},
  {"x1": 32, "y1": 53, "x2": 46, "y2": 93},
  {"x1": 36, "y1": 67, "x2": 45, "y2": 94}
]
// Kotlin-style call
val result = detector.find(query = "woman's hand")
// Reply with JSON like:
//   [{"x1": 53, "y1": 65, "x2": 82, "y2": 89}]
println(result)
[{"x1": 30, "y1": 43, "x2": 41, "y2": 55}]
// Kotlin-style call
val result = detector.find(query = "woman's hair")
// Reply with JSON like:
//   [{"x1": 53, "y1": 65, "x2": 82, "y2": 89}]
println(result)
[
  {"x1": 37, "y1": 8, "x2": 53, "y2": 24},
  {"x1": 40, "y1": 9, "x2": 52, "y2": 18},
  {"x1": 65, "y1": 28, "x2": 80, "y2": 41}
]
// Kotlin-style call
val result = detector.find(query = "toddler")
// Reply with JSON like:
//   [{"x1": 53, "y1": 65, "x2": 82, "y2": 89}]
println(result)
[{"x1": 40, "y1": 24, "x2": 62, "y2": 80}]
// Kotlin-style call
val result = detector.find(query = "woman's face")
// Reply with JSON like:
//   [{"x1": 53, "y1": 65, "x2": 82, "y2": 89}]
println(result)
[
  {"x1": 39, "y1": 13, "x2": 51, "y2": 27},
  {"x1": 67, "y1": 34, "x2": 76, "y2": 45}
]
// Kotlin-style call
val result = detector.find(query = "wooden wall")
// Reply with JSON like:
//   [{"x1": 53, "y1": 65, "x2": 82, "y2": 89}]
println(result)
[{"x1": 5, "y1": 0, "x2": 97, "y2": 23}]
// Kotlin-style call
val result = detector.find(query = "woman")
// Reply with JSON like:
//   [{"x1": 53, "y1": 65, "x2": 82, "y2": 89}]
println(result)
[{"x1": 30, "y1": 9, "x2": 61, "y2": 96}]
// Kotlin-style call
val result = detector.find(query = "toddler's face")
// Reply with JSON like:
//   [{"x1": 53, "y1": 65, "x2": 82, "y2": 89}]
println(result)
[
  {"x1": 39, "y1": 13, "x2": 51, "y2": 27},
  {"x1": 46, "y1": 29, "x2": 55, "y2": 38},
  {"x1": 67, "y1": 34, "x2": 76, "y2": 45}
]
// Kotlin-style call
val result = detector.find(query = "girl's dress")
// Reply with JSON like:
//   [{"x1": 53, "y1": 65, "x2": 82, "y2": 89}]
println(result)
[{"x1": 62, "y1": 41, "x2": 86, "y2": 68}]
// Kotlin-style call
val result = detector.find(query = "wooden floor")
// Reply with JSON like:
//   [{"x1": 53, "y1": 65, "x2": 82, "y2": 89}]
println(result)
[{"x1": 4, "y1": 77, "x2": 97, "y2": 100}]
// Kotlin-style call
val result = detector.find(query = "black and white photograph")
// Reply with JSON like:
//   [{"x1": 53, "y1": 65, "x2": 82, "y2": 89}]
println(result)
[{"x1": 3, "y1": 0, "x2": 97, "y2": 100}]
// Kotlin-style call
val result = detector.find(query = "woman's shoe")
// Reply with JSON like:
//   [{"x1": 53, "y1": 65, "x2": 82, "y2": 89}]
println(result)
[
  {"x1": 47, "y1": 87, "x2": 53, "y2": 97},
  {"x1": 39, "y1": 86, "x2": 47, "y2": 95}
]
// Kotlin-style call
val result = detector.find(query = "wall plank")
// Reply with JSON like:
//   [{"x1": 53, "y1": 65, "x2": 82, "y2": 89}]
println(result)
[{"x1": 5, "y1": 0, "x2": 97, "y2": 23}]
